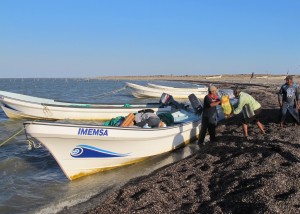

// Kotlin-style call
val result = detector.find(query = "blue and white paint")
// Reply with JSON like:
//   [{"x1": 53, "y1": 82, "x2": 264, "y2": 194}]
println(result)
[{"x1": 71, "y1": 145, "x2": 130, "y2": 158}]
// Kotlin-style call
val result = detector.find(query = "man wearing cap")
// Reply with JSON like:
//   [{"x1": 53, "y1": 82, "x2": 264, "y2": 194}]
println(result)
[
  {"x1": 198, "y1": 85, "x2": 221, "y2": 144},
  {"x1": 278, "y1": 75, "x2": 300, "y2": 127}
]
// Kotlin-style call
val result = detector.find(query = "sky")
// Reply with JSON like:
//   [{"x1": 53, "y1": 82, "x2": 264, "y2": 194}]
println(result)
[{"x1": 0, "y1": 0, "x2": 300, "y2": 78}]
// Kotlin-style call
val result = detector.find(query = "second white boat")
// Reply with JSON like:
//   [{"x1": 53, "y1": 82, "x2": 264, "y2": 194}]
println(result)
[
  {"x1": 126, "y1": 82, "x2": 208, "y2": 99},
  {"x1": 0, "y1": 90, "x2": 171, "y2": 120}
]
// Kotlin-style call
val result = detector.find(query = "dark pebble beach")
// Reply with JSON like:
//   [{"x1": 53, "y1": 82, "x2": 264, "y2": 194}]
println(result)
[{"x1": 66, "y1": 75, "x2": 300, "y2": 214}]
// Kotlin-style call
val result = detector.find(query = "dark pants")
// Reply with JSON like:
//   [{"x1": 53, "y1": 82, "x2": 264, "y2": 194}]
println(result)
[
  {"x1": 280, "y1": 103, "x2": 299, "y2": 123},
  {"x1": 199, "y1": 116, "x2": 216, "y2": 144},
  {"x1": 242, "y1": 108, "x2": 262, "y2": 125}
]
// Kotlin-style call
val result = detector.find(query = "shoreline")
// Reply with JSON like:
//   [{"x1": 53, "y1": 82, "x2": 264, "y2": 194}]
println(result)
[
  {"x1": 60, "y1": 76, "x2": 300, "y2": 214},
  {"x1": 96, "y1": 74, "x2": 299, "y2": 85}
]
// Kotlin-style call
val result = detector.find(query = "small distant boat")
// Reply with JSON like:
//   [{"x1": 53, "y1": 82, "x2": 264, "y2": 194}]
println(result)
[
  {"x1": 269, "y1": 75, "x2": 287, "y2": 79},
  {"x1": 0, "y1": 90, "x2": 171, "y2": 120},
  {"x1": 205, "y1": 75, "x2": 222, "y2": 79},
  {"x1": 24, "y1": 109, "x2": 201, "y2": 180},
  {"x1": 126, "y1": 82, "x2": 208, "y2": 99},
  {"x1": 255, "y1": 76, "x2": 268, "y2": 79},
  {"x1": 147, "y1": 83, "x2": 208, "y2": 92}
]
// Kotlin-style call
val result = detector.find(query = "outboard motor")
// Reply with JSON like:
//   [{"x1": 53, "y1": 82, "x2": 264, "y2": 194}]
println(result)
[
  {"x1": 159, "y1": 93, "x2": 172, "y2": 106},
  {"x1": 188, "y1": 93, "x2": 203, "y2": 114},
  {"x1": 159, "y1": 93, "x2": 188, "y2": 109}
]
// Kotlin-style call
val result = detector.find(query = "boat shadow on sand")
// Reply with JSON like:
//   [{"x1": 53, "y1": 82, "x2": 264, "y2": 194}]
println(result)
[{"x1": 222, "y1": 108, "x2": 298, "y2": 126}]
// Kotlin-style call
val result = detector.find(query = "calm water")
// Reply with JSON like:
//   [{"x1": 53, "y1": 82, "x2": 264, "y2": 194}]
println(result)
[{"x1": 0, "y1": 78, "x2": 202, "y2": 214}]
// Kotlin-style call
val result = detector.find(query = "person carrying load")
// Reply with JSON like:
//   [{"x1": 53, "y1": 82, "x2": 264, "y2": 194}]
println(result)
[
  {"x1": 232, "y1": 86, "x2": 265, "y2": 140},
  {"x1": 198, "y1": 85, "x2": 221, "y2": 144}
]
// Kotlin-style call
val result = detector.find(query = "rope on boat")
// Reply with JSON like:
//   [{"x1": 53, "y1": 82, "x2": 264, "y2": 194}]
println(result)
[
  {"x1": 0, "y1": 120, "x2": 41, "y2": 149},
  {"x1": 23, "y1": 120, "x2": 42, "y2": 150},
  {"x1": 0, "y1": 127, "x2": 26, "y2": 147},
  {"x1": 27, "y1": 139, "x2": 41, "y2": 150},
  {"x1": 79, "y1": 86, "x2": 128, "y2": 98},
  {"x1": 42, "y1": 104, "x2": 53, "y2": 117}
]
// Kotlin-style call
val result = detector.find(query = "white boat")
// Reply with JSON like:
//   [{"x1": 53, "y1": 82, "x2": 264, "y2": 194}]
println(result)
[
  {"x1": 205, "y1": 75, "x2": 222, "y2": 79},
  {"x1": 255, "y1": 76, "x2": 268, "y2": 79},
  {"x1": 147, "y1": 83, "x2": 208, "y2": 92},
  {"x1": 148, "y1": 83, "x2": 235, "y2": 99},
  {"x1": 0, "y1": 90, "x2": 171, "y2": 120},
  {"x1": 126, "y1": 82, "x2": 208, "y2": 99},
  {"x1": 24, "y1": 110, "x2": 201, "y2": 180}
]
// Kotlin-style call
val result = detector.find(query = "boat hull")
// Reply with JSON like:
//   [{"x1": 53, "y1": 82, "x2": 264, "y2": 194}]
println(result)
[
  {"x1": 147, "y1": 83, "x2": 208, "y2": 92},
  {"x1": 126, "y1": 82, "x2": 207, "y2": 99},
  {"x1": 24, "y1": 119, "x2": 201, "y2": 180},
  {"x1": 0, "y1": 91, "x2": 170, "y2": 120}
]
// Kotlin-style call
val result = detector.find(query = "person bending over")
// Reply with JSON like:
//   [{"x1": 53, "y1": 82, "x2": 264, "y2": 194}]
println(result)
[{"x1": 233, "y1": 87, "x2": 265, "y2": 140}]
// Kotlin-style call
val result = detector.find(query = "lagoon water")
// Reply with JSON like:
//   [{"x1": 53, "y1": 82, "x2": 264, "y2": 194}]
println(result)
[{"x1": 0, "y1": 78, "x2": 202, "y2": 214}]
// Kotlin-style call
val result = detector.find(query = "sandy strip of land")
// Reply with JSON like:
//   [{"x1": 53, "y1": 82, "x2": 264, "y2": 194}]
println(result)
[{"x1": 97, "y1": 74, "x2": 299, "y2": 87}]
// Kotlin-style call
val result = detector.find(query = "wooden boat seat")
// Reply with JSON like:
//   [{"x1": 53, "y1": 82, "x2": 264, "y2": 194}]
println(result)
[{"x1": 120, "y1": 113, "x2": 135, "y2": 127}]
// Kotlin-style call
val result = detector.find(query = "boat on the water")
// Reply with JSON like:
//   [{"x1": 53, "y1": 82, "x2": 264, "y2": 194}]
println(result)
[
  {"x1": 24, "y1": 109, "x2": 201, "y2": 180},
  {"x1": 0, "y1": 90, "x2": 171, "y2": 120},
  {"x1": 147, "y1": 83, "x2": 208, "y2": 92},
  {"x1": 126, "y1": 82, "x2": 208, "y2": 99}
]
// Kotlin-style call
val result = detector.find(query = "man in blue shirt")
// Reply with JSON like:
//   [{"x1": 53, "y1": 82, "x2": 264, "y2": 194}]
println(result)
[{"x1": 278, "y1": 75, "x2": 300, "y2": 127}]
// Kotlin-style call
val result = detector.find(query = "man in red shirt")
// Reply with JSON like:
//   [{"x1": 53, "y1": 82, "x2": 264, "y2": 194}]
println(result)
[{"x1": 198, "y1": 85, "x2": 221, "y2": 144}]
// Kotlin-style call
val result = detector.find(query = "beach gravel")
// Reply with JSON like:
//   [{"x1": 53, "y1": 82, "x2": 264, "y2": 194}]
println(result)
[{"x1": 84, "y1": 78, "x2": 300, "y2": 214}]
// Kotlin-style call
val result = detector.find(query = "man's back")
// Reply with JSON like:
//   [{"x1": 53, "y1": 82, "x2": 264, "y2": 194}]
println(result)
[{"x1": 233, "y1": 92, "x2": 261, "y2": 115}]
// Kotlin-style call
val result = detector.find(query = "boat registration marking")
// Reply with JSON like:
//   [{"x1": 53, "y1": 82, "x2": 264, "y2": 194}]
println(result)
[{"x1": 78, "y1": 128, "x2": 108, "y2": 136}]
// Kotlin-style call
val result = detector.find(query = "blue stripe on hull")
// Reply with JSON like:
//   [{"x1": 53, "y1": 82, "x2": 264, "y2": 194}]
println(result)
[{"x1": 70, "y1": 145, "x2": 130, "y2": 158}]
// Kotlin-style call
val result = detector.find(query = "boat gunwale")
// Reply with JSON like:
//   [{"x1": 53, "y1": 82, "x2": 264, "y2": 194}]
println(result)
[
  {"x1": 23, "y1": 117, "x2": 201, "y2": 131},
  {"x1": 147, "y1": 83, "x2": 208, "y2": 91},
  {"x1": 41, "y1": 102, "x2": 165, "y2": 109},
  {"x1": 126, "y1": 82, "x2": 207, "y2": 95},
  {"x1": 0, "y1": 92, "x2": 164, "y2": 109}
]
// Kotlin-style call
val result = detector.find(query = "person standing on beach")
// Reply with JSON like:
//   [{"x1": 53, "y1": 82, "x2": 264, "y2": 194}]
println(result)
[
  {"x1": 198, "y1": 85, "x2": 221, "y2": 144},
  {"x1": 233, "y1": 86, "x2": 265, "y2": 140},
  {"x1": 278, "y1": 75, "x2": 300, "y2": 127},
  {"x1": 249, "y1": 72, "x2": 254, "y2": 83}
]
